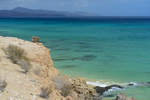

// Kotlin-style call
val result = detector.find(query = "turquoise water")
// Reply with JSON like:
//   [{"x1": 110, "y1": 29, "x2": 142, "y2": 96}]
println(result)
[{"x1": 0, "y1": 18, "x2": 150, "y2": 100}]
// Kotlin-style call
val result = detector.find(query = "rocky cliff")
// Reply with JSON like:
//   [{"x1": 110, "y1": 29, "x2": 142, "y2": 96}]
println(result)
[
  {"x1": 0, "y1": 36, "x2": 98, "y2": 100},
  {"x1": 0, "y1": 36, "x2": 136, "y2": 100},
  {"x1": 0, "y1": 36, "x2": 64, "y2": 100}
]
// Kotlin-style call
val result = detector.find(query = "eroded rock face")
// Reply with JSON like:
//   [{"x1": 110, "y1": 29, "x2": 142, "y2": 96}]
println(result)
[
  {"x1": 72, "y1": 78, "x2": 99, "y2": 100},
  {"x1": 0, "y1": 36, "x2": 59, "y2": 100},
  {"x1": 0, "y1": 36, "x2": 58, "y2": 78},
  {"x1": 115, "y1": 94, "x2": 136, "y2": 100}
]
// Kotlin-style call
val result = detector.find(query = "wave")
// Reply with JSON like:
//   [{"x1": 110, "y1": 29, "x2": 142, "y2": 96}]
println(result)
[
  {"x1": 87, "y1": 81, "x2": 150, "y2": 96},
  {"x1": 128, "y1": 82, "x2": 150, "y2": 87},
  {"x1": 86, "y1": 81, "x2": 107, "y2": 87}
]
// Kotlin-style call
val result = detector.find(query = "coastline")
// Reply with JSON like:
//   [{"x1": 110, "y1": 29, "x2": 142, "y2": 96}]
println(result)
[{"x1": 0, "y1": 35, "x2": 137, "y2": 100}]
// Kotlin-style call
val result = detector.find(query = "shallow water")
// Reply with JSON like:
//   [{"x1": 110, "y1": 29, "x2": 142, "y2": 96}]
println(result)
[{"x1": 0, "y1": 18, "x2": 150, "y2": 100}]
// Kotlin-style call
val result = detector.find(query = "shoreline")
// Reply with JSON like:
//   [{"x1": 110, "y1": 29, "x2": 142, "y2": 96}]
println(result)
[{"x1": 0, "y1": 35, "x2": 138, "y2": 100}]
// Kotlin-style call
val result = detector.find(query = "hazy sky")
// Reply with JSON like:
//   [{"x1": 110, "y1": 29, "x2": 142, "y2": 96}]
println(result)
[{"x1": 0, "y1": 0, "x2": 150, "y2": 16}]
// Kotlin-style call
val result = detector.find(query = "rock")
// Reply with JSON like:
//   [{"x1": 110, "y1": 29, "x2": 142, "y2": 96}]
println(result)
[
  {"x1": 128, "y1": 83, "x2": 134, "y2": 86},
  {"x1": 0, "y1": 36, "x2": 59, "y2": 100},
  {"x1": 32, "y1": 36, "x2": 40, "y2": 43},
  {"x1": 115, "y1": 94, "x2": 136, "y2": 100},
  {"x1": 91, "y1": 95, "x2": 102, "y2": 100},
  {"x1": 94, "y1": 85, "x2": 123, "y2": 95},
  {"x1": 72, "y1": 78, "x2": 97, "y2": 100},
  {"x1": 94, "y1": 86, "x2": 105, "y2": 95}
]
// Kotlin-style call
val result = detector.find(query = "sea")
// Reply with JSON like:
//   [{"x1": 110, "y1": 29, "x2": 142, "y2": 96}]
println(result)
[{"x1": 0, "y1": 18, "x2": 150, "y2": 100}]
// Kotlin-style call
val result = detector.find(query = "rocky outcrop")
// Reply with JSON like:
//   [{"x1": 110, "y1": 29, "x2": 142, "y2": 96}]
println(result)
[
  {"x1": 0, "y1": 36, "x2": 59, "y2": 100},
  {"x1": 0, "y1": 36, "x2": 98, "y2": 100},
  {"x1": 115, "y1": 94, "x2": 136, "y2": 100},
  {"x1": 0, "y1": 36, "x2": 58, "y2": 78},
  {"x1": 72, "y1": 78, "x2": 102, "y2": 100},
  {"x1": 94, "y1": 85, "x2": 123, "y2": 95}
]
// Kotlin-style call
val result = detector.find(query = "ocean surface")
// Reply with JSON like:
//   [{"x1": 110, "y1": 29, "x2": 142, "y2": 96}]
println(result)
[{"x1": 0, "y1": 18, "x2": 150, "y2": 100}]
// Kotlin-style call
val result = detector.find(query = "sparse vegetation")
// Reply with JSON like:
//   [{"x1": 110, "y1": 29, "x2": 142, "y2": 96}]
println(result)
[
  {"x1": 52, "y1": 75, "x2": 71, "y2": 90},
  {"x1": 4, "y1": 44, "x2": 32, "y2": 73},
  {"x1": 40, "y1": 87, "x2": 52, "y2": 98},
  {"x1": 4, "y1": 45, "x2": 26, "y2": 63},
  {"x1": 0, "y1": 78, "x2": 7, "y2": 92},
  {"x1": 61, "y1": 84, "x2": 73, "y2": 97},
  {"x1": 33, "y1": 67, "x2": 41, "y2": 76},
  {"x1": 17, "y1": 59, "x2": 32, "y2": 74},
  {"x1": 52, "y1": 75, "x2": 73, "y2": 97}
]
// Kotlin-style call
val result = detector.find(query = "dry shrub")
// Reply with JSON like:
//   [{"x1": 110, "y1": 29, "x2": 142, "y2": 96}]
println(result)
[
  {"x1": 4, "y1": 44, "x2": 32, "y2": 73},
  {"x1": 33, "y1": 67, "x2": 41, "y2": 76},
  {"x1": 0, "y1": 78, "x2": 7, "y2": 92},
  {"x1": 61, "y1": 84, "x2": 73, "y2": 97},
  {"x1": 4, "y1": 45, "x2": 26, "y2": 63},
  {"x1": 52, "y1": 75, "x2": 70, "y2": 89},
  {"x1": 52, "y1": 75, "x2": 73, "y2": 97},
  {"x1": 17, "y1": 59, "x2": 32, "y2": 74},
  {"x1": 40, "y1": 87, "x2": 52, "y2": 98}
]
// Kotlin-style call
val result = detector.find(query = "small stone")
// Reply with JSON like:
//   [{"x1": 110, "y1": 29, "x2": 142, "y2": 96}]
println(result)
[{"x1": 32, "y1": 36, "x2": 40, "y2": 43}]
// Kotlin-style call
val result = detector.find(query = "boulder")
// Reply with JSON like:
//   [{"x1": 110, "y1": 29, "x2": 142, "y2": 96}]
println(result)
[
  {"x1": 72, "y1": 78, "x2": 97, "y2": 100},
  {"x1": 94, "y1": 86, "x2": 105, "y2": 95},
  {"x1": 94, "y1": 85, "x2": 123, "y2": 95}
]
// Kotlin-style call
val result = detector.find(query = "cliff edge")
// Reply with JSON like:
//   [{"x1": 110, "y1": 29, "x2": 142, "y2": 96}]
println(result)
[{"x1": 0, "y1": 36, "x2": 60, "y2": 100}]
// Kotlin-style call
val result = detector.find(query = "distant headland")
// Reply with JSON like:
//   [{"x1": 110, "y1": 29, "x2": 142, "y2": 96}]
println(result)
[{"x1": 0, "y1": 7, "x2": 97, "y2": 18}]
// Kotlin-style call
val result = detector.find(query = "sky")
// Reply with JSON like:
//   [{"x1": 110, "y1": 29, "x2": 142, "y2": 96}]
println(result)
[{"x1": 0, "y1": 0, "x2": 150, "y2": 16}]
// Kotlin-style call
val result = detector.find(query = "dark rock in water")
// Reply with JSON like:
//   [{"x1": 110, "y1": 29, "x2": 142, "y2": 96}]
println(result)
[
  {"x1": 53, "y1": 54, "x2": 97, "y2": 62},
  {"x1": 115, "y1": 94, "x2": 136, "y2": 100},
  {"x1": 127, "y1": 82, "x2": 150, "y2": 87},
  {"x1": 53, "y1": 58, "x2": 69, "y2": 62},
  {"x1": 128, "y1": 83, "x2": 135, "y2": 86},
  {"x1": 94, "y1": 85, "x2": 123, "y2": 95},
  {"x1": 147, "y1": 82, "x2": 150, "y2": 84},
  {"x1": 105, "y1": 85, "x2": 123, "y2": 91},
  {"x1": 80, "y1": 55, "x2": 97, "y2": 61},
  {"x1": 61, "y1": 65, "x2": 76, "y2": 69},
  {"x1": 94, "y1": 86, "x2": 106, "y2": 95},
  {"x1": 54, "y1": 48, "x2": 70, "y2": 51}
]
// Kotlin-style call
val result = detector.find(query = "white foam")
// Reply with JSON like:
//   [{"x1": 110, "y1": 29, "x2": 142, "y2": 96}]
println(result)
[
  {"x1": 108, "y1": 87, "x2": 122, "y2": 92},
  {"x1": 86, "y1": 81, "x2": 107, "y2": 87},
  {"x1": 103, "y1": 87, "x2": 122, "y2": 96},
  {"x1": 129, "y1": 82, "x2": 138, "y2": 86}
]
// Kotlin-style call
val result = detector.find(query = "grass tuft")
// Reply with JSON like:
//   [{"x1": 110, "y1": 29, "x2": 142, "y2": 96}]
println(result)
[
  {"x1": 61, "y1": 84, "x2": 73, "y2": 97},
  {"x1": 0, "y1": 79, "x2": 7, "y2": 92},
  {"x1": 4, "y1": 44, "x2": 32, "y2": 73},
  {"x1": 40, "y1": 87, "x2": 52, "y2": 98}
]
